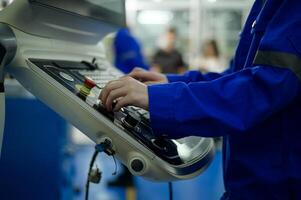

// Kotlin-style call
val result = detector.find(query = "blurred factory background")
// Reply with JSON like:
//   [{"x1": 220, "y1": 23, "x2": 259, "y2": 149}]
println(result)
[
  {"x1": 126, "y1": 0, "x2": 253, "y2": 73},
  {"x1": 0, "y1": 0, "x2": 253, "y2": 200}
]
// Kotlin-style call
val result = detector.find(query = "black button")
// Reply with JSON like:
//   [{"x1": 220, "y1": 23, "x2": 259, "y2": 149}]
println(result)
[
  {"x1": 123, "y1": 113, "x2": 140, "y2": 128},
  {"x1": 131, "y1": 159, "x2": 144, "y2": 173}
]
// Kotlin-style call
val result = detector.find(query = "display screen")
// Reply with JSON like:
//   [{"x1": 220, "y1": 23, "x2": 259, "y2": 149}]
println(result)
[{"x1": 30, "y1": 0, "x2": 126, "y2": 26}]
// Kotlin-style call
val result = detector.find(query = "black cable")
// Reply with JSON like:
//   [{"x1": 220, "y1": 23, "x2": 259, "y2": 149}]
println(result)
[
  {"x1": 85, "y1": 150, "x2": 99, "y2": 200},
  {"x1": 112, "y1": 155, "x2": 118, "y2": 176},
  {"x1": 84, "y1": 140, "x2": 115, "y2": 200},
  {"x1": 168, "y1": 182, "x2": 173, "y2": 200}
]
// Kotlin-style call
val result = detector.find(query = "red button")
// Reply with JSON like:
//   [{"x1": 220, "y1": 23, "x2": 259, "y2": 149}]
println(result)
[{"x1": 84, "y1": 77, "x2": 96, "y2": 89}]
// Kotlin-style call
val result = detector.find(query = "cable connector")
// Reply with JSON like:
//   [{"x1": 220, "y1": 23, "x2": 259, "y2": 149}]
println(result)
[
  {"x1": 85, "y1": 139, "x2": 117, "y2": 200},
  {"x1": 88, "y1": 167, "x2": 102, "y2": 184},
  {"x1": 95, "y1": 139, "x2": 115, "y2": 156}
]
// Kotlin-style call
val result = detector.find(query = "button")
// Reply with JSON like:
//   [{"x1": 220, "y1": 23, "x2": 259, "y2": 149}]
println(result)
[
  {"x1": 130, "y1": 106, "x2": 140, "y2": 111},
  {"x1": 78, "y1": 77, "x2": 97, "y2": 99},
  {"x1": 123, "y1": 113, "x2": 140, "y2": 129},
  {"x1": 79, "y1": 86, "x2": 90, "y2": 98},
  {"x1": 97, "y1": 84, "x2": 106, "y2": 89},
  {"x1": 137, "y1": 109, "x2": 147, "y2": 116},
  {"x1": 143, "y1": 113, "x2": 150, "y2": 119},
  {"x1": 59, "y1": 72, "x2": 74, "y2": 82},
  {"x1": 130, "y1": 159, "x2": 144, "y2": 173},
  {"x1": 84, "y1": 77, "x2": 96, "y2": 89}
]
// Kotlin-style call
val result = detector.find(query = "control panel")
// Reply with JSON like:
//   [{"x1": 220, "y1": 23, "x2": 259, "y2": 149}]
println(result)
[{"x1": 30, "y1": 59, "x2": 183, "y2": 165}]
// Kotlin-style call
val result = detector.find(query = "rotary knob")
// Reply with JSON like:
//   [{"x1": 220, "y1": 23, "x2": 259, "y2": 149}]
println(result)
[{"x1": 123, "y1": 113, "x2": 140, "y2": 129}]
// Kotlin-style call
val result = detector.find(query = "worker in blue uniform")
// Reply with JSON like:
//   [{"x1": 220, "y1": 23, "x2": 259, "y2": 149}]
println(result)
[
  {"x1": 114, "y1": 28, "x2": 149, "y2": 74},
  {"x1": 100, "y1": 0, "x2": 301, "y2": 199}
]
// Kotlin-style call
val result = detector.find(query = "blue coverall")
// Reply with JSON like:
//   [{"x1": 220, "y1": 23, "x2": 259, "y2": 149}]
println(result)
[{"x1": 148, "y1": 0, "x2": 301, "y2": 199}]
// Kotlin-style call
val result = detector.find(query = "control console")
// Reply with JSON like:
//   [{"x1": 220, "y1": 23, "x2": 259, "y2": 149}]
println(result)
[{"x1": 30, "y1": 58, "x2": 185, "y2": 165}]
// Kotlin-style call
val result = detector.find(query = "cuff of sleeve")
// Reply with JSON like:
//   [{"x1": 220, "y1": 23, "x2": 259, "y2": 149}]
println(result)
[
  {"x1": 148, "y1": 84, "x2": 176, "y2": 138},
  {"x1": 166, "y1": 74, "x2": 188, "y2": 83}
]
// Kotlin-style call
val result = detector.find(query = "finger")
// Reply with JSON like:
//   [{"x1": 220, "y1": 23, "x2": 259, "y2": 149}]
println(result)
[
  {"x1": 105, "y1": 87, "x2": 127, "y2": 111},
  {"x1": 119, "y1": 75, "x2": 131, "y2": 80},
  {"x1": 128, "y1": 68, "x2": 144, "y2": 77},
  {"x1": 100, "y1": 80, "x2": 123, "y2": 103},
  {"x1": 129, "y1": 71, "x2": 153, "y2": 82},
  {"x1": 120, "y1": 74, "x2": 132, "y2": 79},
  {"x1": 113, "y1": 96, "x2": 132, "y2": 112},
  {"x1": 132, "y1": 67, "x2": 145, "y2": 73}
]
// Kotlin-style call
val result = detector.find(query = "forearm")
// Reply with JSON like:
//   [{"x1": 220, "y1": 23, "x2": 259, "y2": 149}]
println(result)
[{"x1": 149, "y1": 66, "x2": 301, "y2": 139}]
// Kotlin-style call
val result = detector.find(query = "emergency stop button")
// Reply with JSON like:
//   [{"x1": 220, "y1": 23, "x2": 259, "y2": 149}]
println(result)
[
  {"x1": 84, "y1": 77, "x2": 96, "y2": 89},
  {"x1": 78, "y1": 77, "x2": 96, "y2": 99}
]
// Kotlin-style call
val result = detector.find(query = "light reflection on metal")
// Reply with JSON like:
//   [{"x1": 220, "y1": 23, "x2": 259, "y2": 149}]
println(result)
[{"x1": 0, "y1": 0, "x2": 14, "y2": 11}]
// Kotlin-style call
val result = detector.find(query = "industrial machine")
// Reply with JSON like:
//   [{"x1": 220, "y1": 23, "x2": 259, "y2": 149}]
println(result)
[{"x1": 0, "y1": 0, "x2": 215, "y2": 181}]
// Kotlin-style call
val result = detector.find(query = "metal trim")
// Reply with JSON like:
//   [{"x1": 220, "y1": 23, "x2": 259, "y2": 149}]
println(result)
[{"x1": 253, "y1": 50, "x2": 301, "y2": 81}]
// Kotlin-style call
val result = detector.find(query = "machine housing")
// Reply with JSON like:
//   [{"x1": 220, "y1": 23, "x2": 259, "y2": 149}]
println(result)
[{"x1": 0, "y1": 0, "x2": 215, "y2": 181}]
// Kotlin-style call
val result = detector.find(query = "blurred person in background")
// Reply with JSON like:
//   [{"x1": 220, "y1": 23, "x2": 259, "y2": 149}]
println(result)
[
  {"x1": 151, "y1": 27, "x2": 186, "y2": 74},
  {"x1": 194, "y1": 39, "x2": 227, "y2": 73},
  {"x1": 114, "y1": 28, "x2": 149, "y2": 74}
]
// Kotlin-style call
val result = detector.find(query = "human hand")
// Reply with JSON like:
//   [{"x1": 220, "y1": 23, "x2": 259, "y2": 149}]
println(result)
[
  {"x1": 99, "y1": 76, "x2": 149, "y2": 112},
  {"x1": 128, "y1": 67, "x2": 168, "y2": 85}
]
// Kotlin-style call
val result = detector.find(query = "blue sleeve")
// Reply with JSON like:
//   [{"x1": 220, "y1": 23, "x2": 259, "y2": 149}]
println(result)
[
  {"x1": 148, "y1": 66, "x2": 301, "y2": 139},
  {"x1": 166, "y1": 68, "x2": 232, "y2": 83}
]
